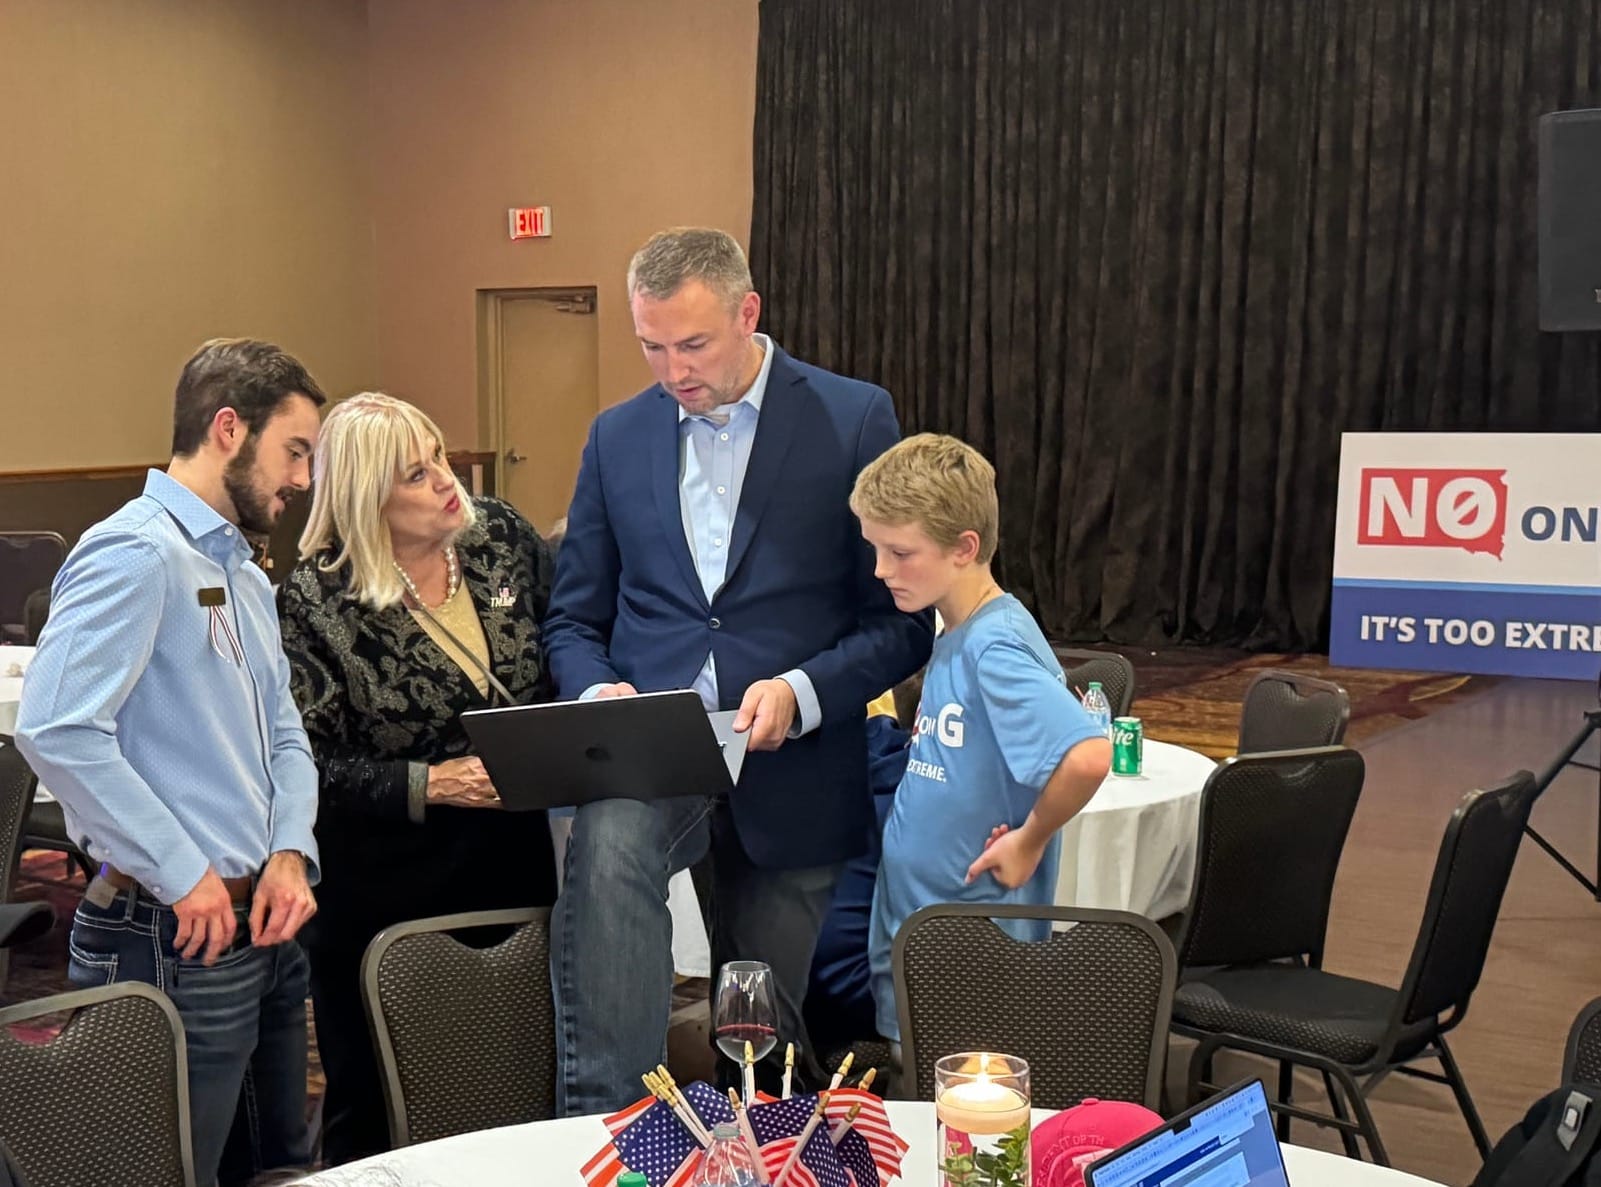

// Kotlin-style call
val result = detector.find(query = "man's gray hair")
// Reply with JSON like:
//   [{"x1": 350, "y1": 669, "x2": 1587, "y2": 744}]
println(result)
[{"x1": 626, "y1": 227, "x2": 754, "y2": 311}]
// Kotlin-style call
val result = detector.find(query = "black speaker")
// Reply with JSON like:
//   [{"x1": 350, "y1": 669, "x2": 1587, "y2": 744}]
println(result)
[{"x1": 1539, "y1": 109, "x2": 1601, "y2": 332}]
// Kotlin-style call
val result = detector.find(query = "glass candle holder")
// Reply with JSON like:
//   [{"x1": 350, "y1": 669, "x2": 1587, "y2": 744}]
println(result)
[{"x1": 934, "y1": 1052, "x2": 1032, "y2": 1187}]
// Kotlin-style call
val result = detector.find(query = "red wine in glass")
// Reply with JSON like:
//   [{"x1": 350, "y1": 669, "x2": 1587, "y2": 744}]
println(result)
[
  {"x1": 715, "y1": 1022, "x2": 777, "y2": 1063},
  {"x1": 713, "y1": 961, "x2": 778, "y2": 1070}
]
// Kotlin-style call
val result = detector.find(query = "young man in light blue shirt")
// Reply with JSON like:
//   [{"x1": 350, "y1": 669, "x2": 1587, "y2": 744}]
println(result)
[
  {"x1": 850, "y1": 433, "x2": 1113, "y2": 1043},
  {"x1": 17, "y1": 339, "x2": 325, "y2": 1187}
]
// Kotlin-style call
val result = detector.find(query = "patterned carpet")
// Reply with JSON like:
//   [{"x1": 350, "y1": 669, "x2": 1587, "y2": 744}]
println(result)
[{"x1": 0, "y1": 647, "x2": 1498, "y2": 1125}]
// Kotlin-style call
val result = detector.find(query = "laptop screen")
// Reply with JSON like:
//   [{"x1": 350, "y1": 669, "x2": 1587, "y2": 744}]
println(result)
[{"x1": 1083, "y1": 1080, "x2": 1289, "y2": 1187}]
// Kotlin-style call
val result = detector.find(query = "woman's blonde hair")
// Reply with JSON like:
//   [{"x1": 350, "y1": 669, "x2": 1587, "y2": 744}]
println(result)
[{"x1": 298, "y1": 392, "x2": 476, "y2": 608}]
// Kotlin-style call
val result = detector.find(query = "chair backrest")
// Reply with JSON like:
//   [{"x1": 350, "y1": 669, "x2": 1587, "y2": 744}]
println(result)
[
  {"x1": 1565, "y1": 997, "x2": 1601, "y2": 1084},
  {"x1": 1236, "y1": 669, "x2": 1350, "y2": 754},
  {"x1": 1175, "y1": 746, "x2": 1365, "y2": 968},
  {"x1": 362, "y1": 907, "x2": 557, "y2": 1147},
  {"x1": 0, "y1": 737, "x2": 40, "y2": 995},
  {"x1": 1057, "y1": 649, "x2": 1137, "y2": 717},
  {"x1": 0, "y1": 535, "x2": 66, "y2": 642},
  {"x1": 21, "y1": 591, "x2": 49, "y2": 647},
  {"x1": 893, "y1": 904, "x2": 1174, "y2": 1110},
  {"x1": 0, "y1": 982, "x2": 195, "y2": 1187},
  {"x1": 1392, "y1": 771, "x2": 1537, "y2": 1034}
]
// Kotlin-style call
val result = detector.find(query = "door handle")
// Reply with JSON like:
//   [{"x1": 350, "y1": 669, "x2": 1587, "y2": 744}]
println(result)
[{"x1": 506, "y1": 449, "x2": 527, "y2": 465}]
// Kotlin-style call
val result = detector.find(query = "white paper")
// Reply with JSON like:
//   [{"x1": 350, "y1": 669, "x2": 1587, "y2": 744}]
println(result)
[{"x1": 707, "y1": 710, "x2": 749, "y2": 784}]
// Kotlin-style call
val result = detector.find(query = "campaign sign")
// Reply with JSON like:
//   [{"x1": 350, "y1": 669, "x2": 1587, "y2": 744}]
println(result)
[{"x1": 1331, "y1": 434, "x2": 1601, "y2": 680}]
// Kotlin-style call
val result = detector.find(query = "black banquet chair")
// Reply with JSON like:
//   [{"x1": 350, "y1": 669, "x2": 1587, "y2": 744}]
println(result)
[
  {"x1": 1057, "y1": 649, "x2": 1137, "y2": 718},
  {"x1": 1176, "y1": 770, "x2": 1537, "y2": 1166},
  {"x1": 893, "y1": 903, "x2": 1174, "y2": 1111},
  {"x1": 1236, "y1": 669, "x2": 1350, "y2": 754},
  {"x1": 1565, "y1": 996, "x2": 1601, "y2": 1085},
  {"x1": 0, "y1": 982, "x2": 195, "y2": 1187},
  {"x1": 362, "y1": 907, "x2": 557, "y2": 1147},
  {"x1": 0, "y1": 533, "x2": 66, "y2": 646}
]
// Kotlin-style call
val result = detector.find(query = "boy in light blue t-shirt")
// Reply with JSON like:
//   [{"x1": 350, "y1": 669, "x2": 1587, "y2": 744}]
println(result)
[{"x1": 849, "y1": 434, "x2": 1112, "y2": 1041}]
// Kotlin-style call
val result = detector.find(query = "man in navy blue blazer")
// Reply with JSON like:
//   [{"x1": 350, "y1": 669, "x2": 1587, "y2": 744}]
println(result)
[{"x1": 543, "y1": 228, "x2": 933, "y2": 1113}]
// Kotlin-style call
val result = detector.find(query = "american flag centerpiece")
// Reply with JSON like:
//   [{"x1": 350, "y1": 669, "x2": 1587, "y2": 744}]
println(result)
[
  {"x1": 819, "y1": 1088, "x2": 910, "y2": 1187},
  {"x1": 582, "y1": 1080, "x2": 734, "y2": 1187},
  {"x1": 582, "y1": 1079, "x2": 909, "y2": 1187}
]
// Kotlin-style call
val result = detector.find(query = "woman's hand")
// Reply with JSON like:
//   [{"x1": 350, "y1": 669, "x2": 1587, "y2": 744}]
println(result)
[{"x1": 426, "y1": 757, "x2": 501, "y2": 808}]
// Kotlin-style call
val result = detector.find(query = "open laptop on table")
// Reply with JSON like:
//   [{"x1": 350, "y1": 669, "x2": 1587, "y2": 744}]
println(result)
[
  {"x1": 461, "y1": 689, "x2": 748, "y2": 811},
  {"x1": 1084, "y1": 1079, "x2": 1289, "y2": 1187}
]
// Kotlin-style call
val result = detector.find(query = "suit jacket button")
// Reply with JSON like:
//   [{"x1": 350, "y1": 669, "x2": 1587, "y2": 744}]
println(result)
[{"x1": 709, "y1": 617, "x2": 721, "y2": 629}]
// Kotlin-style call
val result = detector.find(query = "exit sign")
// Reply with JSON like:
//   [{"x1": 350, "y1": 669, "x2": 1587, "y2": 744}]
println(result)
[{"x1": 508, "y1": 206, "x2": 551, "y2": 239}]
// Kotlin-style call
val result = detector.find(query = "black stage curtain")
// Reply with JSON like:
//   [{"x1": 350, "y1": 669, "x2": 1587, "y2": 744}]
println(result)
[{"x1": 750, "y1": 0, "x2": 1601, "y2": 650}]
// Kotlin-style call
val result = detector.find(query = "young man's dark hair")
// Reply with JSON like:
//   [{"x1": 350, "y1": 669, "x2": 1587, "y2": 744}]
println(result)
[{"x1": 171, "y1": 338, "x2": 327, "y2": 456}]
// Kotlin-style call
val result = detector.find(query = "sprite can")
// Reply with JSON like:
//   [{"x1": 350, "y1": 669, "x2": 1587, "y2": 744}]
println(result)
[{"x1": 1111, "y1": 717, "x2": 1143, "y2": 777}]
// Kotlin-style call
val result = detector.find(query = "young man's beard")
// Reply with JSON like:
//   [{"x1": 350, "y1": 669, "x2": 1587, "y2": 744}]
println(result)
[{"x1": 222, "y1": 436, "x2": 281, "y2": 535}]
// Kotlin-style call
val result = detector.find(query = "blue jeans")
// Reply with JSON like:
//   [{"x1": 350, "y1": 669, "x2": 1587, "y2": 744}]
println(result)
[
  {"x1": 551, "y1": 795, "x2": 841, "y2": 1115},
  {"x1": 67, "y1": 881, "x2": 312, "y2": 1187}
]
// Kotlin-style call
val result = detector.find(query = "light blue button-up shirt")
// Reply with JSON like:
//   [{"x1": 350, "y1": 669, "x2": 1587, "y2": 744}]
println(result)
[
  {"x1": 16, "y1": 470, "x2": 320, "y2": 904},
  {"x1": 676, "y1": 335, "x2": 819, "y2": 733}
]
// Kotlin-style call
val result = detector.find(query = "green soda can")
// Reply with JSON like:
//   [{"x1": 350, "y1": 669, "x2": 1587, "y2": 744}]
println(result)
[{"x1": 1111, "y1": 717, "x2": 1144, "y2": 776}]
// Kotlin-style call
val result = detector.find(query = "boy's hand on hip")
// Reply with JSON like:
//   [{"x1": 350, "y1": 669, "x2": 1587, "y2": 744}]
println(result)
[
  {"x1": 251, "y1": 850, "x2": 317, "y2": 946},
  {"x1": 733, "y1": 678, "x2": 797, "y2": 751},
  {"x1": 966, "y1": 824, "x2": 1049, "y2": 890}
]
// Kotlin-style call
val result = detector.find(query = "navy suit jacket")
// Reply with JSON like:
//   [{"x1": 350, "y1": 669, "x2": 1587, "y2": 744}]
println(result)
[{"x1": 543, "y1": 347, "x2": 933, "y2": 868}]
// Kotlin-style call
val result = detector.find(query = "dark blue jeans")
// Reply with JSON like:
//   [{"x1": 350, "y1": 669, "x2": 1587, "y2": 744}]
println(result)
[
  {"x1": 67, "y1": 881, "x2": 312, "y2": 1187},
  {"x1": 551, "y1": 795, "x2": 841, "y2": 1115}
]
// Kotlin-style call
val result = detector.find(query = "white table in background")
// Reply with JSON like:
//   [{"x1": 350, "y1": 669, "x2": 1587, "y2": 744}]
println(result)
[
  {"x1": 0, "y1": 645, "x2": 59, "y2": 805},
  {"x1": 663, "y1": 737, "x2": 1218, "y2": 977},
  {"x1": 292, "y1": 1099, "x2": 1445, "y2": 1186},
  {"x1": 1054, "y1": 738, "x2": 1217, "y2": 920},
  {"x1": 0, "y1": 644, "x2": 30, "y2": 738}
]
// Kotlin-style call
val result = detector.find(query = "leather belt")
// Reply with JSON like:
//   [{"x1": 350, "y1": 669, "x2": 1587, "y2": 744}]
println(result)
[{"x1": 98, "y1": 865, "x2": 253, "y2": 907}]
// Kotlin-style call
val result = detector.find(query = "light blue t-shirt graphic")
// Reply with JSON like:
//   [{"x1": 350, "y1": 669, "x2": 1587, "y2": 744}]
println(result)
[{"x1": 868, "y1": 593, "x2": 1106, "y2": 1039}]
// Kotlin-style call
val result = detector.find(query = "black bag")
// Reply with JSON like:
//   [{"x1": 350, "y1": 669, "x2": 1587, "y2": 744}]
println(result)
[{"x1": 1474, "y1": 1084, "x2": 1601, "y2": 1187}]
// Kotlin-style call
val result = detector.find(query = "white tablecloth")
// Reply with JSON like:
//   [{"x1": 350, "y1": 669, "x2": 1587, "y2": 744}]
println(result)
[
  {"x1": 1055, "y1": 738, "x2": 1216, "y2": 920},
  {"x1": 293, "y1": 1100, "x2": 1444, "y2": 1186},
  {"x1": 665, "y1": 738, "x2": 1215, "y2": 977},
  {"x1": 1, "y1": 646, "x2": 55, "y2": 804},
  {"x1": 0, "y1": 644, "x2": 29, "y2": 737}
]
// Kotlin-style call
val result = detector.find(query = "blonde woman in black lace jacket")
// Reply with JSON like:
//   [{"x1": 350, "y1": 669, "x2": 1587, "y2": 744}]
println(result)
[{"x1": 277, "y1": 393, "x2": 557, "y2": 1165}]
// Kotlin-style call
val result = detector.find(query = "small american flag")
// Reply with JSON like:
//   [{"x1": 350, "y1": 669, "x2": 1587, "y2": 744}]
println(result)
[
  {"x1": 584, "y1": 1083, "x2": 736, "y2": 1187},
  {"x1": 823, "y1": 1089, "x2": 907, "y2": 1182},
  {"x1": 834, "y1": 1129, "x2": 880, "y2": 1187},
  {"x1": 748, "y1": 1095, "x2": 851, "y2": 1187}
]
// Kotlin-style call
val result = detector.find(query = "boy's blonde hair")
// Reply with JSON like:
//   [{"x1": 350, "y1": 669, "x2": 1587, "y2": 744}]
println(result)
[
  {"x1": 850, "y1": 433, "x2": 998, "y2": 563},
  {"x1": 299, "y1": 392, "x2": 476, "y2": 608}
]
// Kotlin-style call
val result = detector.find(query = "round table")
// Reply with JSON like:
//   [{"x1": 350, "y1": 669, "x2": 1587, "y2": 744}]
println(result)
[
  {"x1": 1054, "y1": 739, "x2": 1216, "y2": 919},
  {"x1": 663, "y1": 738, "x2": 1217, "y2": 977},
  {"x1": 291, "y1": 1100, "x2": 1445, "y2": 1185},
  {"x1": 0, "y1": 645, "x2": 55, "y2": 805},
  {"x1": 0, "y1": 644, "x2": 30, "y2": 737}
]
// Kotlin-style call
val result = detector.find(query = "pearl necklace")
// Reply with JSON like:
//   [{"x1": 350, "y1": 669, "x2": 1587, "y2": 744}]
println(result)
[{"x1": 394, "y1": 546, "x2": 460, "y2": 610}]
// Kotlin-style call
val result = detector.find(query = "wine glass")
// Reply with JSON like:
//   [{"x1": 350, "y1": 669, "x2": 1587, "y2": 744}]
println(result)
[{"x1": 713, "y1": 960, "x2": 778, "y2": 1068}]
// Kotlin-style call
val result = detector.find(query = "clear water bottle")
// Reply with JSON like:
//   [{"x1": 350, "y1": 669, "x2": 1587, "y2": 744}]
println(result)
[
  {"x1": 1081, "y1": 681, "x2": 1113, "y2": 738},
  {"x1": 691, "y1": 1121, "x2": 759, "y2": 1187}
]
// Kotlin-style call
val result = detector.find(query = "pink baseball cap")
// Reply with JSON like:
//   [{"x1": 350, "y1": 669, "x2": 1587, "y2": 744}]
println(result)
[{"x1": 1031, "y1": 1098, "x2": 1164, "y2": 1187}]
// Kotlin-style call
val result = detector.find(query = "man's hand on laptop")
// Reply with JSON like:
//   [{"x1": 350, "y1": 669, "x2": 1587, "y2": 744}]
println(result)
[
  {"x1": 251, "y1": 851, "x2": 317, "y2": 947},
  {"x1": 594, "y1": 682, "x2": 639, "y2": 698},
  {"x1": 173, "y1": 869, "x2": 237, "y2": 966},
  {"x1": 427, "y1": 756, "x2": 502, "y2": 808}
]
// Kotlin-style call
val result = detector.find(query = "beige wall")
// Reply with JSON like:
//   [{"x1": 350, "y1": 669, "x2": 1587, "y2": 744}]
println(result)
[
  {"x1": 0, "y1": 0, "x2": 376, "y2": 471},
  {"x1": 0, "y1": 0, "x2": 756, "y2": 473},
  {"x1": 367, "y1": 0, "x2": 759, "y2": 449}
]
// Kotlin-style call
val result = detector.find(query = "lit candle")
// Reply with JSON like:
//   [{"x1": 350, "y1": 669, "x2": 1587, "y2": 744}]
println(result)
[{"x1": 936, "y1": 1075, "x2": 1030, "y2": 1135}]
